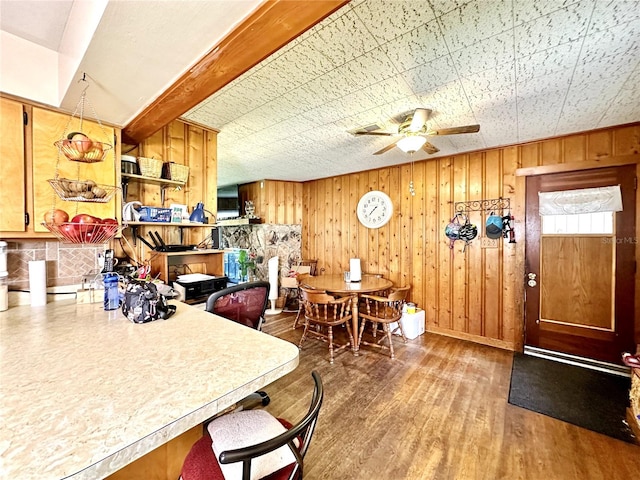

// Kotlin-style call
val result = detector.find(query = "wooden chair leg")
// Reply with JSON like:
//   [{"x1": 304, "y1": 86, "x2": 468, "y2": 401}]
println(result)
[
  {"x1": 292, "y1": 306, "x2": 303, "y2": 329},
  {"x1": 327, "y1": 326, "x2": 334, "y2": 364},
  {"x1": 298, "y1": 320, "x2": 310, "y2": 348},
  {"x1": 383, "y1": 323, "x2": 395, "y2": 359}
]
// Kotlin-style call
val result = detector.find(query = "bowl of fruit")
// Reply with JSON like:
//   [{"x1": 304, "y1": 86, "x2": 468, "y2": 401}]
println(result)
[
  {"x1": 42, "y1": 209, "x2": 119, "y2": 244},
  {"x1": 55, "y1": 132, "x2": 112, "y2": 163}
]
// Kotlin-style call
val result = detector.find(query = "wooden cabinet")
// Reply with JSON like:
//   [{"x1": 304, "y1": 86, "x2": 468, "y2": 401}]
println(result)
[
  {"x1": 0, "y1": 98, "x2": 26, "y2": 232},
  {"x1": 0, "y1": 97, "x2": 120, "y2": 238}
]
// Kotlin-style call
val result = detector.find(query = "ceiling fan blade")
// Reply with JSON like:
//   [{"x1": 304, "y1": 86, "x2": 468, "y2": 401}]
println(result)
[
  {"x1": 422, "y1": 141, "x2": 440, "y2": 154},
  {"x1": 373, "y1": 142, "x2": 398, "y2": 155},
  {"x1": 426, "y1": 124, "x2": 480, "y2": 135},
  {"x1": 408, "y1": 108, "x2": 430, "y2": 131},
  {"x1": 353, "y1": 131, "x2": 396, "y2": 136}
]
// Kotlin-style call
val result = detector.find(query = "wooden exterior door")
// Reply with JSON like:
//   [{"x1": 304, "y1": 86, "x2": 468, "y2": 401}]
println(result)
[{"x1": 524, "y1": 165, "x2": 636, "y2": 364}]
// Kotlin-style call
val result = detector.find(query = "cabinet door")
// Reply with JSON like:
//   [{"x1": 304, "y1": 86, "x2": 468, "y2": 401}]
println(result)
[
  {"x1": 0, "y1": 98, "x2": 26, "y2": 232},
  {"x1": 32, "y1": 108, "x2": 117, "y2": 232}
]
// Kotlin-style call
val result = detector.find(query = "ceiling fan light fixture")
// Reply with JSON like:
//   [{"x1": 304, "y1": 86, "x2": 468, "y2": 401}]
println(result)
[{"x1": 397, "y1": 135, "x2": 427, "y2": 153}]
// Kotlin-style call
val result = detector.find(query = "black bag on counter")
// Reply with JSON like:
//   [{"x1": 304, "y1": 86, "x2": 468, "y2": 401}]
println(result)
[{"x1": 122, "y1": 280, "x2": 176, "y2": 323}]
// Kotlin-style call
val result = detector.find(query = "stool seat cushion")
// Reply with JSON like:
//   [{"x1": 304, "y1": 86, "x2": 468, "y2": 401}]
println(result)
[
  {"x1": 181, "y1": 413, "x2": 296, "y2": 480},
  {"x1": 208, "y1": 410, "x2": 295, "y2": 480}
]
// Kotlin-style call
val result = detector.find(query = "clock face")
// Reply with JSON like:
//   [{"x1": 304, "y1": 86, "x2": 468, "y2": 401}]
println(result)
[{"x1": 357, "y1": 191, "x2": 393, "y2": 228}]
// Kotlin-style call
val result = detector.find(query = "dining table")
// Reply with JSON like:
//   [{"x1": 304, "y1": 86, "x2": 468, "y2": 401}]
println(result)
[{"x1": 300, "y1": 274, "x2": 393, "y2": 354}]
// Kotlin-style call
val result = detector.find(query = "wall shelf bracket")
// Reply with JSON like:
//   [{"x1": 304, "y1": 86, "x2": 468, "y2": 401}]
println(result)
[{"x1": 454, "y1": 197, "x2": 510, "y2": 214}]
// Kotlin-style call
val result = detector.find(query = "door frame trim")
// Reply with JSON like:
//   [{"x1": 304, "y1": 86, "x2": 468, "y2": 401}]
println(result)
[{"x1": 512, "y1": 154, "x2": 640, "y2": 352}]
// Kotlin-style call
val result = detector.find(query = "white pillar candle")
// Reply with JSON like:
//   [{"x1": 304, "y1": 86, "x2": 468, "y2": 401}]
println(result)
[{"x1": 349, "y1": 258, "x2": 362, "y2": 282}]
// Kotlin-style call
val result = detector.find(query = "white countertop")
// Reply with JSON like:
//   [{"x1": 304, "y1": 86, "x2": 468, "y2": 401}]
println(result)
[{"x1": 0, "y1": 300, "x2": 299, "y2": 479}]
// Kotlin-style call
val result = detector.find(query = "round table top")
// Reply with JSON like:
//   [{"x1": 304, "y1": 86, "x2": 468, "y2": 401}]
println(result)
[{"x1": 301, "y1": 274, "x2": 393, "y2": 294}]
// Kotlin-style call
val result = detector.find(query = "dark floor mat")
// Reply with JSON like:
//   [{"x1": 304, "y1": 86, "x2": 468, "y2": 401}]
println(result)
[{"x1": 508, "y1": 353, "x2": 635, "y2": 444}]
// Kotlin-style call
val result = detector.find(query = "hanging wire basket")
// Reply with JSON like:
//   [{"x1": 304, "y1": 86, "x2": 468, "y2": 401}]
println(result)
[
  {"x1": 53, "y1": 78, "x2": 113, "y2": 163},
  {"x1": 41, "y1": 221, "x2": 121, "y2": 244},
  {"x1": 54, "y1": 138, "x2": 112, "y2": 163},
  {"x1": 47, "y1": 178, "x2": 119, "y2": 203}
]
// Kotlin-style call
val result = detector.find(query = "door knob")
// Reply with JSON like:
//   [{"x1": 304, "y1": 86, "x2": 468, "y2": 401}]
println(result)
[{"x1": 526, "y1": 272, "x2": 537, "y2": 287}]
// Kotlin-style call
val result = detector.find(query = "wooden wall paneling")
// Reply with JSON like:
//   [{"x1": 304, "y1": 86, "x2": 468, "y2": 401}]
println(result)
[
  {"x1": 483, "y1": 150, "x2": 502, "y2": 339},
  {"x1": 519, "y1": 142, "x2": 540, "y2": 169},
  {"x1": 266, "y1": 181, "x2": 277, "y2": 222},
  {"x1": 398, "y1": 163, "x2": 412, "y2": 291},
  {"x1": 562, "y1": 134, "x2": 586, "y2": 162},
  {"x1": 387, "y1": 166, "x2": 402, "y2": 284},
  {"x1": 338, "y1": 176, "x2": 350, "y2": 274},
  {"x1": 541, "y1": 138, "x2": 562, "y2": 166},
  {"x1": 423, "y1": 158, "x2": 438, "y2": 323},
  {"x1": 467, "y1": 152, "x2": 484, "y2": 336},
  {"x1": 613, "y1": 125, "x2": 640, "y2": 156},
  {"x1": 332, "y1": 176, "x2": 343, "y2": 274},
  {"x1": 276, "y1": 181, "x2": 286, "y2": 224},
  {"x1": 321, "y1": 178, "x2": 331, "y2": 274},
  {"x1": 501, "y1": 146, "x2": 520, "y2": 347},
  {"x1": 294, "y1": 182, "x2": 303, "y2": 225},
  {"x1": 587, "y1": 129, "x2": 613, "y2": 159},
  {"x1": 205, "y1": 130, "x2": 218, "y2": 222},
  {"x1": 355, "y1": 172, "x2": 367, "y2": 276},
  {"x1": 347, "y1": 174, "x2": 358, "y2": 261},
  {"x1": 377, "y1": 167, "x2": 392, "y2": 279},
  {"x1": 185, "y1": 126, "x2": 205, "y2": 246},
  {"x1": 408, "y1": 161, "x2": 424, "y2": 307},
  {"x1": 437, "y1": 157, "x2": 453, "y2": 329},
  {"x1": 301, "y1": 182, "x2": 312, "y2": 260},
  {"x1": 366, "y1": 170, "x2": 380, "y2": 276},
  {"x1": 452, "y1": 154, "x2": 468, "y2": 333}
]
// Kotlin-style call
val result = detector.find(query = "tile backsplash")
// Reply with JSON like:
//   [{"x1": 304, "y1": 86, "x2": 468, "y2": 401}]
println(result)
[{"x1": 4, "y1": 240, "x2": 105, "y2": 290}]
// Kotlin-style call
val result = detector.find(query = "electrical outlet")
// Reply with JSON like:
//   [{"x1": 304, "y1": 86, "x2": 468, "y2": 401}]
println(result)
[{"x1": 481, "y1": 237, "x2": 499, "y2": 248}]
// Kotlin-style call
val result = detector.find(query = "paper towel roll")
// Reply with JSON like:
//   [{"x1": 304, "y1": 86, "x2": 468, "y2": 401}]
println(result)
[
  {"x1": 349, "y1": 258, "x2": 362, "y2": 282},
  {"x1": 29, "y1": 260, "x2": 47, "y2": 306}
]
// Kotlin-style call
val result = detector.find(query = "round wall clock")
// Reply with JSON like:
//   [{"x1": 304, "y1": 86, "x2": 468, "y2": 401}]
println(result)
[{"x1": 357, "y1": 190, "x2": 393, "y2": 228}]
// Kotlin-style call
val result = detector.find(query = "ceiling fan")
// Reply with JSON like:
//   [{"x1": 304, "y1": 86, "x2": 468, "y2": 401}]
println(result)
[{"x1": 353, "y1": 108, "x2": 480, "y2": 155}]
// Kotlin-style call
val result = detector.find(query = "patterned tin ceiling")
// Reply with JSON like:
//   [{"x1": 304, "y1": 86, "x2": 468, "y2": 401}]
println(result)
[{"x1": 183, "y1": 0, "x2": 639, "y2": 186}]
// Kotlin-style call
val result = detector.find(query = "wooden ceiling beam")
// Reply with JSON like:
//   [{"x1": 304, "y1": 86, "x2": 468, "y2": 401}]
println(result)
[{"x1": 123, "y1": 0, "x2": 350, "y2": 144}]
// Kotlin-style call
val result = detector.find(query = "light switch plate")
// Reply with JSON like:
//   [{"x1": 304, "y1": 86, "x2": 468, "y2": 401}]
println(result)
[{"x1": 481, "y1": 237, "x2": 499, "y2": 248}]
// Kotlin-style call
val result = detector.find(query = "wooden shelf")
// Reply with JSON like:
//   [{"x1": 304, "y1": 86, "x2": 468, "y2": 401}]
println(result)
[
  {"x1": 216, "y1": 218, "x2": 263, "y2": 226},
  {"x1": 124, "y1": 221, "x2": 211, "y2": 227},
  {"x1": 121, "y1": 173, "x2": 185, "y2": 187},
  {"x1": 121, "y1": 173, "x2": 186, "y2": 205}
]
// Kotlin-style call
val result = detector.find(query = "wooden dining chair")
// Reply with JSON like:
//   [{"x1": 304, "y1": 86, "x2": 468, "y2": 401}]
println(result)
[
  {"x1": 358, "y1": 286, "x2": 410, "y2": 359},
  {"x1": 298, "y1": 287, "x2": 355, "y2": 364}
]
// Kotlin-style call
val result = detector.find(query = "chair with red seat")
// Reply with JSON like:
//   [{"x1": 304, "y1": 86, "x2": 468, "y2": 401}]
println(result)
[{"x1": 180, "y1": 370, "x2": 323, "y2": 480}]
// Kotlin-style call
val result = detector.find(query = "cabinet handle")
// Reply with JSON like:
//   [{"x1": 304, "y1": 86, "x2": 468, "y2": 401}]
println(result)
[{"x1": 25, "y1": 212, "x2": 30, "y2": 226}]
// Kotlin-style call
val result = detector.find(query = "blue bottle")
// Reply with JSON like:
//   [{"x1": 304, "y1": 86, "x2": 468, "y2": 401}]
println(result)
[{"x1": 103, "y1": 273, "x2": 120, "y2": 311}]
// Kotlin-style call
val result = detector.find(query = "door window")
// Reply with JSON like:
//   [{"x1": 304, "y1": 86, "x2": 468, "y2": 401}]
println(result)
[{"x1": 541, "y1": 211, "x2": 614, "y2": 235}]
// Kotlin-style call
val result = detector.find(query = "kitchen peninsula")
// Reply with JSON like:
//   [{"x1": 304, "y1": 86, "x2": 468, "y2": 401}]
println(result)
[{"x1": 0, "y1": 300, "x2": 299, "y2": 479}]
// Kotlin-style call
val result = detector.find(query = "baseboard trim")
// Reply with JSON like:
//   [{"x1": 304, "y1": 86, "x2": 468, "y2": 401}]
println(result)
[{"x1": 524, "y1": 346, "x2": 631, "y2": 378}]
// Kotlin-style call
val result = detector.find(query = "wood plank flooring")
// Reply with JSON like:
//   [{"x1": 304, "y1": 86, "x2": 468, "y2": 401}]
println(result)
[{"x1": 261, "y1": 312, "x2": 640, "y2": 480}]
